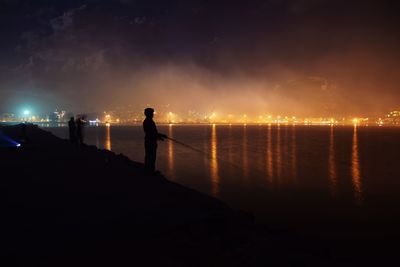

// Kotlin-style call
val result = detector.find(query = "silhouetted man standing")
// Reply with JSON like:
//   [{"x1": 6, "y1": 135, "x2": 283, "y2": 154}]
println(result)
[
  {"x1": 68, "y1": 117, "x2": 77, "y2": 143},
  {"x1": 143, "y1": 108, "x2": 167, "y2": 173}
]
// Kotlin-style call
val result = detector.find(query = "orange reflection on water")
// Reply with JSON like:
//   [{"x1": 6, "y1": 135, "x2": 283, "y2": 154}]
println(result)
[
  {"x1": 242, "y1": 125, "x2": 249, "y2": 179},
  {"x1": 210, "y1": 124, "x2": 220, "y2": 197},
  {"x1": 266, "y1": 124, "x2": 273, "y2": 181},
  {"x1": 328, "y1": 126, "x2": 338, "y2": 196},
  {"x1": 228, "y1": 125, "x2": 233, "y2": 163},
  {"x1": 167, "y1": 124, "x2": 175, "y2": 180},
  {"x1": 291, "y1": 125, "x2": 297, "y2": 181},
  {"x1": 257, "y1": 126, "x2": 264, "y2": 171},
  {"x1": 351, "y1": 125, "x2": 363, "y2": 203},
  {"x1": 105, "y1": 124, "x2": 112, "y2": 151},
  {"x1": 276, "y1": 124, "x2": 282, "y2": 180}
]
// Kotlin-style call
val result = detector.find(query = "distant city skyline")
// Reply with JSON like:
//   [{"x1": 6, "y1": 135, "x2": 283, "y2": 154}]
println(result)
[{"x1": 2, "y1": 106, "x2": 399, "y2": 126}]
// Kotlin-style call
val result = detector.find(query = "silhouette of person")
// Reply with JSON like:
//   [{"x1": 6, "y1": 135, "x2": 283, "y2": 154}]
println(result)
[
  {"x1": 68, "y1": 117, "x2": 77, "y2": 143},
  {"x1": 143, "y1": 108, "x2": 167, "y2": 173},
  {"x1": 76, "y1": 116, "x2": 86, "y2": 146}
]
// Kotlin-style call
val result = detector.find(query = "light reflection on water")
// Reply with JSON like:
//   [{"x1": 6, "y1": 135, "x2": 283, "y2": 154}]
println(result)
[
  {"x1": 242, "y1": 125, "x2": 249, "y2": 180},
  {"x1": 47, "y1": 124, "x2": 400, "y2": 232},
  {"x1": 266, "y1": 124, "x2": 273, "y2": 182},
  {"x1": 95, "y1": 124, "x2": 365, "y2": 205},
  {"x1": 228, "y1": 125, "x2": 234, "y2": 169},
  {"x1": 167, "y1": 124, "x2": 176, "y2": 181},
  {"x1": 291, "y1": 125, "x2": 297, "y2": 182},
  {"x1": 351, "y1": 125, "x2": 363, "y2": 204},
  {"x1": 105, "y1": 124, "x2": 112, "y2": 151},
  {"x1": 276, "y1": 124, "x2": 282, "y2": 181},
  {"x1": 210, "y1": 124, "x2": 220, "y2": 197},
  {"x1": 328, "y1": 125, "x2": 338, "y2": 196}
]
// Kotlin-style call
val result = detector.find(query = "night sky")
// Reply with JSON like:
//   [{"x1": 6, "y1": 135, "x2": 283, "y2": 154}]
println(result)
[{"x1": 1, "y1": 0, "x2": 399, "y2": 116}]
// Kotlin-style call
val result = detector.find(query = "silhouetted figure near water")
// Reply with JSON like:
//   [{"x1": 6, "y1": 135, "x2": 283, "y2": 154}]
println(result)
[
  {"x1": 143, "y1": 108, "x2": 167, "y2": 173},
  {"x1": 76, "y1": 116, "x2": 86, "y2": 146},
  {"x1": 68, "y1": 117, "x2": 77, "y2": 143}
]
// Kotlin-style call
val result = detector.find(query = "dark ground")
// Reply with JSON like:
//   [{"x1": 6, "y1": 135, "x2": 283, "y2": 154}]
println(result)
[{"x1": 0, "y1": 124, "x2": 396, "y2": 266}]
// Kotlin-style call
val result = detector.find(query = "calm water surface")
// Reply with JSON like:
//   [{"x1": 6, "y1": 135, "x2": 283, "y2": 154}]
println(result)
[{"x1": 48, "y1": 125, "x2": 400, "y2": 237}]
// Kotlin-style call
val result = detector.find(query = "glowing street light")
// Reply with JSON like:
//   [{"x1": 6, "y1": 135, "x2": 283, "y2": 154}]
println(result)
[
  {"x1": 23, "y1": 110, "x2": 30, "y2": 115},
  {"x1": 167, "y1": 112, "x2": 175, "y2": 123}
]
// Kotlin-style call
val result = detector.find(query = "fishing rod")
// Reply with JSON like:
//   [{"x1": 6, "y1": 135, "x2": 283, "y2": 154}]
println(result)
[
  {"x1": 166, "y1": 137, "x2": 207, "y2": 155},
  {"x1": 165, "y1": 136, "x2": 252, "y2": 173}
]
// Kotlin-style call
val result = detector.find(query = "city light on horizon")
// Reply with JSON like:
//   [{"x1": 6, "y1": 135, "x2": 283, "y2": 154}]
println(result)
[{"x1": 1, "y1": 103, "x2": 399, "y2": 126}]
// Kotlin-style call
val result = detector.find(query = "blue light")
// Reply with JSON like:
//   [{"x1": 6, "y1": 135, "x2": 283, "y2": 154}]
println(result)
[{"x1": 0, "y1": 132, "x2": 21, "y2": 147}]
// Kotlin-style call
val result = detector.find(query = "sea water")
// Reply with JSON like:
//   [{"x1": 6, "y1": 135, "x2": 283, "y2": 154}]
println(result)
[{"x1": 48, "y1": 124, "x2": 400, "y2": 238}]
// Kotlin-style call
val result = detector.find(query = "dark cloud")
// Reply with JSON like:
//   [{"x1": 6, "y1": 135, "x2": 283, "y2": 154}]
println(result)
[
  {"x1": 0, "y1": 0, "x2": 399, "y2": 115},
  {"x1": 50, "y1": 4, "x2": 86, "y2": 32}
]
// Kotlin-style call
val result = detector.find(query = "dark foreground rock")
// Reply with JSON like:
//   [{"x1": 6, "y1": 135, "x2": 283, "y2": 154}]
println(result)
[{"x1": 1, "y1": 124, "x2": 334, "y2": 266}]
